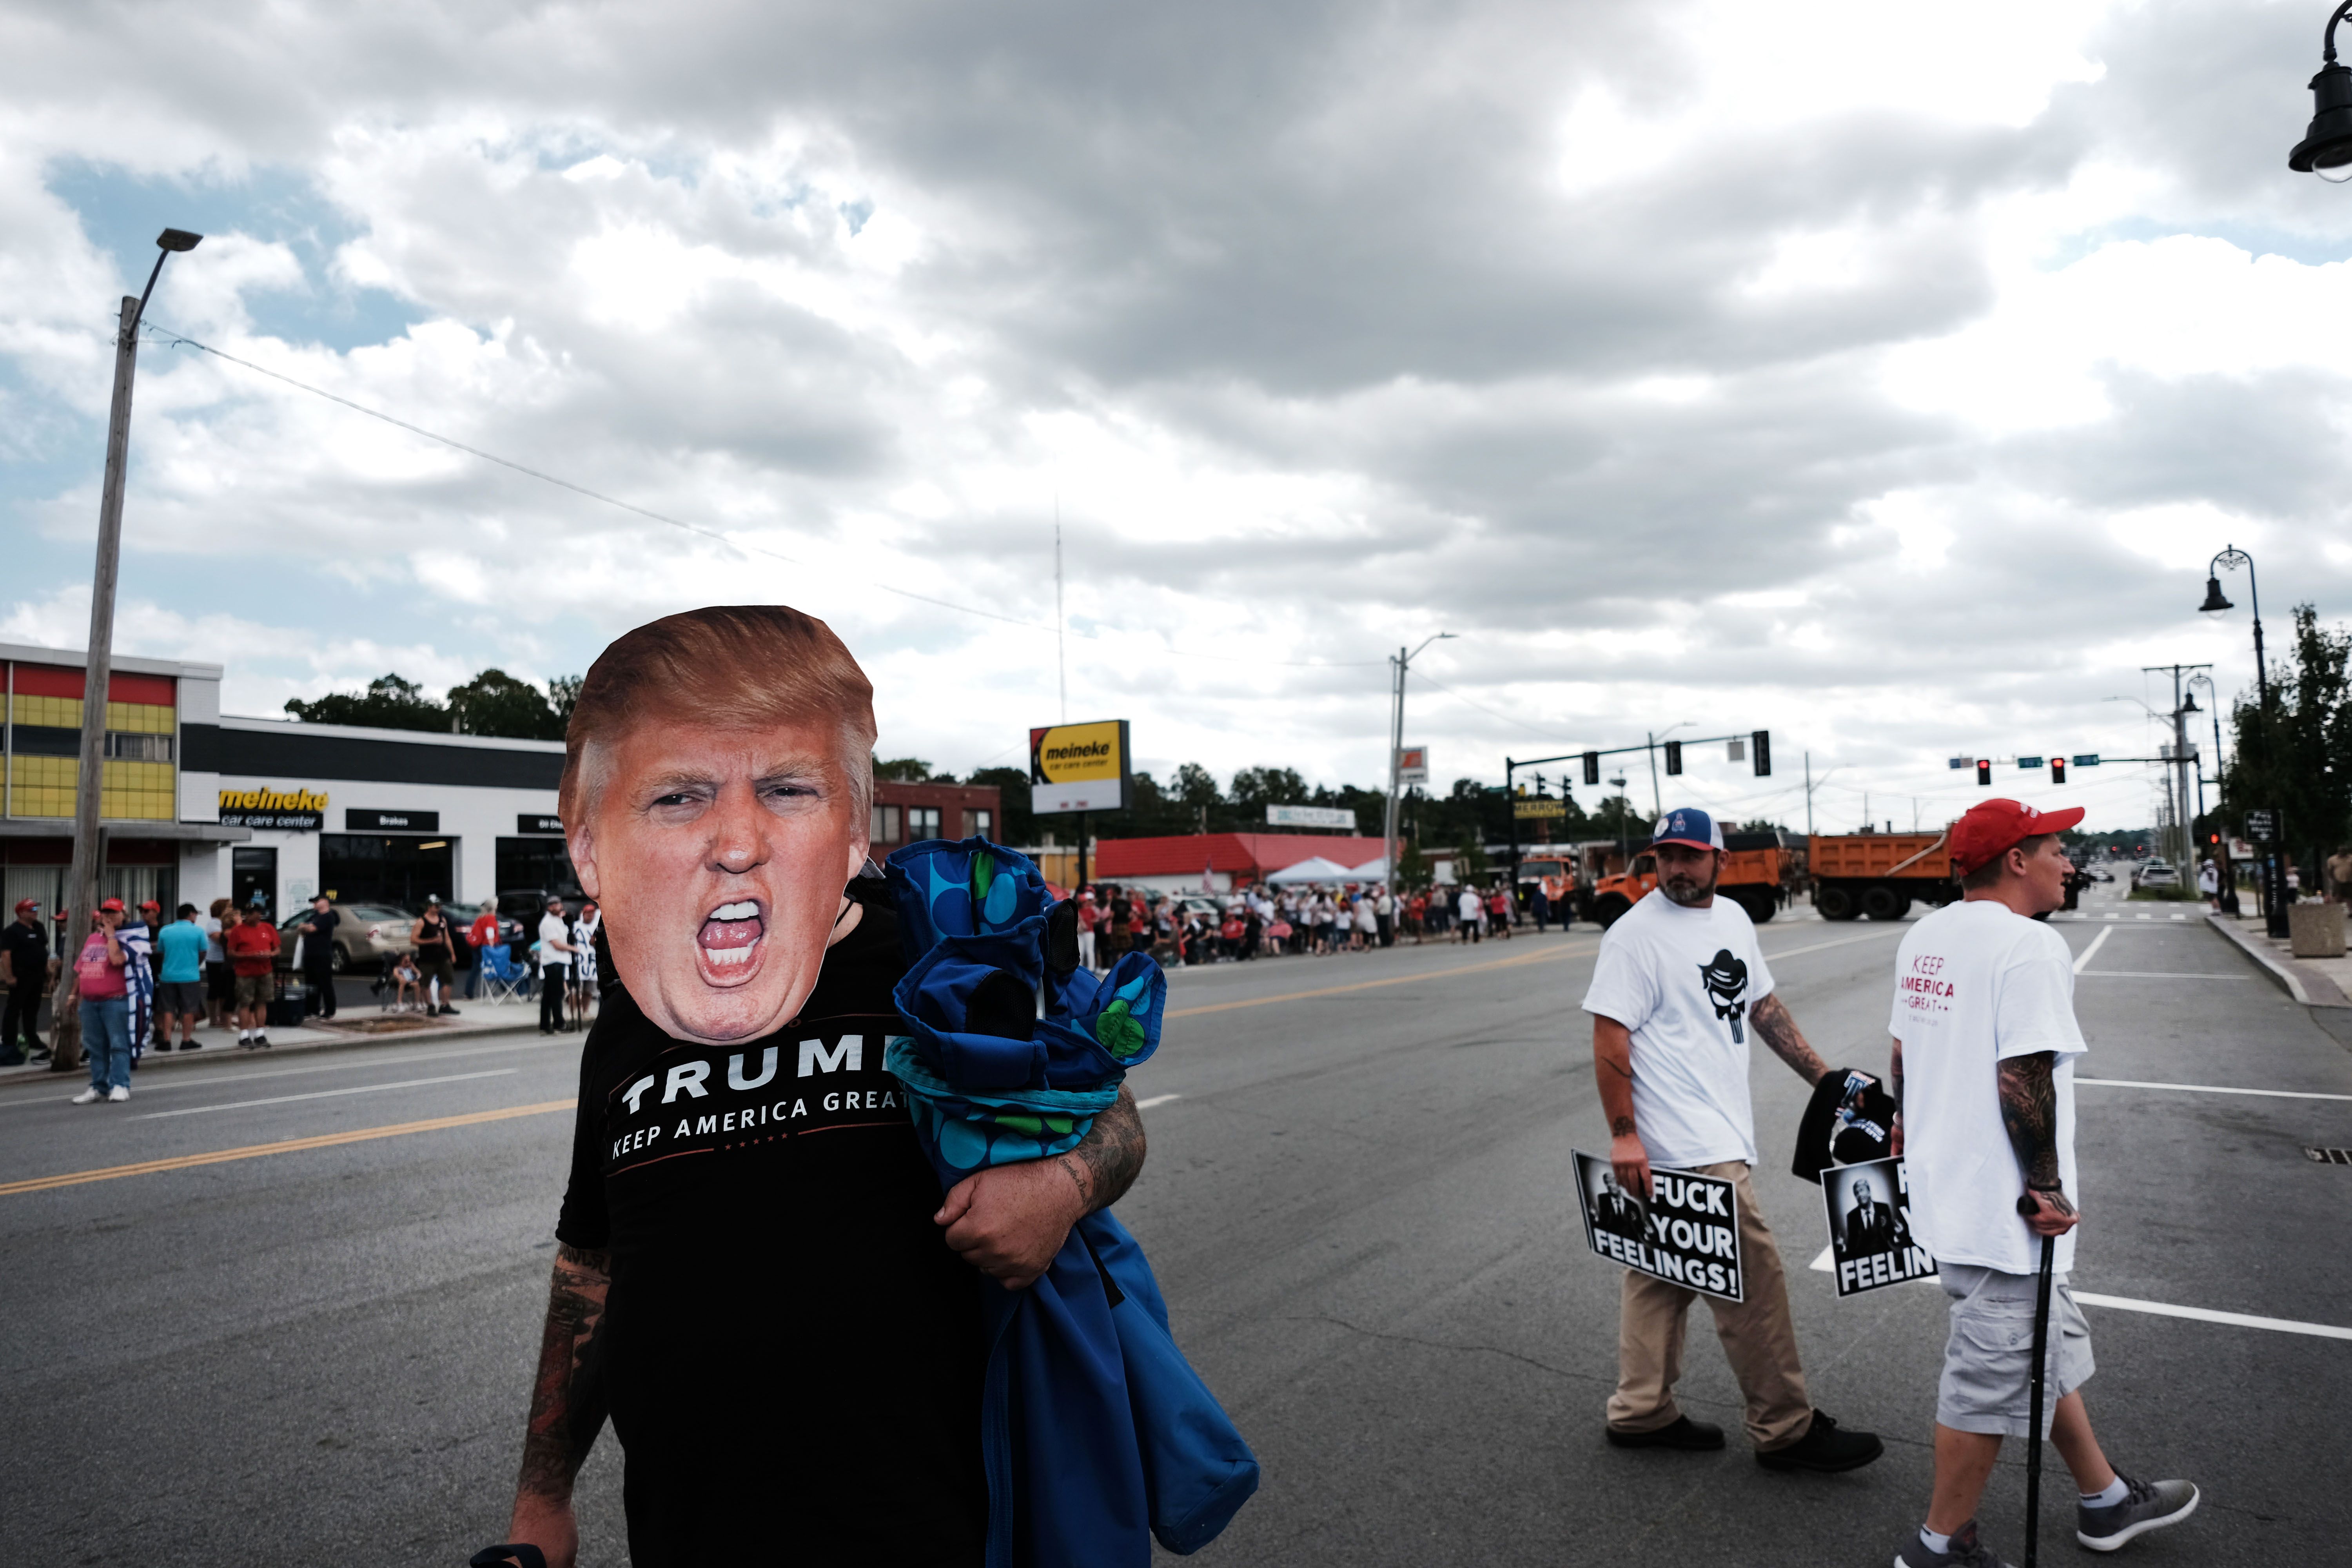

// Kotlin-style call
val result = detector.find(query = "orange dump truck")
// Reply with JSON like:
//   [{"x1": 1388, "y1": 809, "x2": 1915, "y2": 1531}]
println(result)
[
  {"x1": 1808, "y1": 830, "x2": 1958, "y2": 921},
  {"x1": 1579, "y1": 831, "x2": 1802, "y2": 929}
]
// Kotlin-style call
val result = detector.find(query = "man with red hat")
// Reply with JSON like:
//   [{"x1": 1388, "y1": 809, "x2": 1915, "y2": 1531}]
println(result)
[
  {"x1": 1887, "y1": 800, "x2": 2198, "y2": 1567},
  {"x1": 1, "y1": 897, "x2": 56, "y2": 1066},
  {"x1": 1582, "y1": 806, "x2": 1883, "y2": 1473}
]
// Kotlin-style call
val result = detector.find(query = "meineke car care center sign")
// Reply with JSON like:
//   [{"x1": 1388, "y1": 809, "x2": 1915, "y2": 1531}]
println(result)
[
  {"x1": 1573, "y1": 1150, "x2": 1745, "y2": 1303},
  {"x1": 1029, "y1": 719, "x2": 1130, "y2": 814}
]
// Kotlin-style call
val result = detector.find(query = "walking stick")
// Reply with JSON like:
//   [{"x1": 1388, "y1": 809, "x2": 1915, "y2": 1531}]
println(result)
[{"x1": 2015, "y1": 1194, "x2": 2058, "y2": 1568}]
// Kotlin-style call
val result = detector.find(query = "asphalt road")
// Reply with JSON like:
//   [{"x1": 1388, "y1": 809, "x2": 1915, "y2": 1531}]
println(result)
[{"x1": 2, "y1": 881, "x2": 2345, "y2": 1566}]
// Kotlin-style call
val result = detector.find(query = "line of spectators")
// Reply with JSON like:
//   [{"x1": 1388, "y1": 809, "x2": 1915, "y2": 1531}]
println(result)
[{"x1": 1063, "y1": 878, "x2": 1536, "y2": 969}]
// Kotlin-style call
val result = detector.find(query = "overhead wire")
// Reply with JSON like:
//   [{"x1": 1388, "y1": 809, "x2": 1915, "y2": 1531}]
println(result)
[{"x1": 139, "y1": 319, "x2": 1385, "y2": 670}]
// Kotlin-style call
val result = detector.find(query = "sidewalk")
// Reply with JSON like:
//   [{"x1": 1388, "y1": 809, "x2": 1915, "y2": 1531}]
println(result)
[
  {"x1": 0, "y1": 993, "x2": 557, "y2": 1083},
  {"x1": 2207, "y1": 908, "x2": 2352, "y2": 1009}
]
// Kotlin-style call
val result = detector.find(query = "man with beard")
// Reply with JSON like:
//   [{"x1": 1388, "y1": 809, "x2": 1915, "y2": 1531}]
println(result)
[
  {"x1": 1581, "y1": 807, "x2": 1883, "y2": 1472},
  {"x1": 496, "y1": 606, "x2": 1147, "y2": 1568}
]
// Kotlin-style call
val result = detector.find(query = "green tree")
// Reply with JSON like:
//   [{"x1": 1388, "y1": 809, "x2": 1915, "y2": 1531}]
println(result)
[
  {"x1": 283, "y1": 673, "x2": 448, "y2": 732},
  {"x1": 447, "y1": 668, "x2": 564, "y2": 740},
  {"x1": 1396, "y1": 838, "x2": 1431, "y2": 891},
  {"x1": 548, "y1": 674, "x2": 584, "y2": 726},
  {"x1": 2218, "y1": 604, "x2": 2352, "y2": 882},
  {"x1": 874, "y1": 757, "x2": 935, "y2": 782},
  {"x1": 1229, "y1": 766, "x2": 1309, "y2": 814},
  {"x1": 965, "y1": 766, "x2": 1035, "y2": 846},
  {"x1": 1454, "y1": 835, "x2": 1492, "y2": 883}
]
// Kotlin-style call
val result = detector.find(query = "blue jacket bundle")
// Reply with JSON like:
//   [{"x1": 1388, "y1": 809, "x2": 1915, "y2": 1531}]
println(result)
[{"x1": 884, "y1": 838, "x2": 1259, "y2": 1568}]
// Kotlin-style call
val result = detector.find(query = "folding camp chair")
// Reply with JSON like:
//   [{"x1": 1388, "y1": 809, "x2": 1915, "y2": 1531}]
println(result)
[{"x1": 476, "y1": 942, "x2": 530, "y2": 1005}]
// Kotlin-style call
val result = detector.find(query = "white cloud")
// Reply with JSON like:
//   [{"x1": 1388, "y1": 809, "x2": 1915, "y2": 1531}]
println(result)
[{"x1": 0, "y1": 0, "x2": 2346, "y2": 836}]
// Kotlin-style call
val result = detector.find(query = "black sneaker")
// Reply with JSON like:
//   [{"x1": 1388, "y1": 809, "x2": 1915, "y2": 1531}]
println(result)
[
  {"x1": 1606, "y1": 1415, "x2": 1725, "y2": 1452},
  {"x1": 1894, "y1": 1519, "x2": 2013, "y2": 1567},
  {"x1": 254, "y1": 1033, "x2": 271, "y2": 1049},
  {"x1": 2077, "y1": 1472, "x2": 2198, "y2": 1552},
  {"x1": 438, "y1": 1004, "x2": 460, "y2": 1016},
  {"x1": 29, "y1": 1048, "x2": 51, "y2": 1063},
  {"x1": 1756, "y1": 1408, "x2": 1883, "y2": 1473}
]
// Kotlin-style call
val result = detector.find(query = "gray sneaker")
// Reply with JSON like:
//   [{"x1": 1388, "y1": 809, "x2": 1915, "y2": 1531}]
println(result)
[
  {"x1": 2077, "y1": 1472, "x2": 2198, "y2": 1552},
  {"x1": 1894, "y1": 1520, "x2": 2014, "y2": 1568}
]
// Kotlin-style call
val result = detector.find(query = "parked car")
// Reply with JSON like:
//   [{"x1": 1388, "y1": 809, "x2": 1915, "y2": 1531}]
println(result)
[{"x1": 275, "y1": 902, "x2": 418, "y2": 973}]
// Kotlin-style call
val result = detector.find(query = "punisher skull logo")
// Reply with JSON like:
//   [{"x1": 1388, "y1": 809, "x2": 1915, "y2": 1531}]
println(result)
[{"x1": 1698, "y1": 948, "x2": 1749, "y2": 1042}]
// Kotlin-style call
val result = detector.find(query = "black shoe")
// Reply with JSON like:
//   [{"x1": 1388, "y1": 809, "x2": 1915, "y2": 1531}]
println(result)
[
  {"x1": 29, "y1": 1048, "x2": 51, "y2": 1063},
  {"x1": 438, "y1": 1004, "x2": 460, "y2": 1016},
  {"x1": 181, "y1": 1040, "x2": 203, "y2": 1051},
  {"x1": 1606, "y1": 1416, "x2": 1725, "y2": 1452},
  {"x1": 1756, "y1": 1408, "x2": 1883, "y2": 1473},
  {"x1": 254, "y1": 1034, "x2": 271, "y2": 1049}
]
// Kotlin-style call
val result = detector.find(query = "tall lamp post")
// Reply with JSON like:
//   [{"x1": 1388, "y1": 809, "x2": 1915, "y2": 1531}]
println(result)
[
  {"x1": 1383, "y1": 632, "x2": 1454, "y2": 892},
  {"x1": 2189, "y1": 672, "x2": 2235, "y2": 914},
  {"x1": 2200, "y1": 545, "x2": 2285, "y2": 935},
  {"x1": 54, "y1": 228, "x2": 201, "y2": 1073}
]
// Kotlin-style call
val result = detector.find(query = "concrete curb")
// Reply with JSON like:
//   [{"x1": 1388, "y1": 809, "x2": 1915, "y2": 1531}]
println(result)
[
  {"x1": 2205, "y1": 912, "x2": 2352, "y2": 1009},
  {"x1": 0, "y1": 1011, "x2": 555, "y2": 1084}
]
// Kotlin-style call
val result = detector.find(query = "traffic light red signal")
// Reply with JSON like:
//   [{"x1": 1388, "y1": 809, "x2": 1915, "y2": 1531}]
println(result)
[
  {"x1": 1976, "y1": 759, "x2": 1992, "y2": 786},
  {"x1": 2052, "y1": 757, "x2": 2067, "y2": 784}
]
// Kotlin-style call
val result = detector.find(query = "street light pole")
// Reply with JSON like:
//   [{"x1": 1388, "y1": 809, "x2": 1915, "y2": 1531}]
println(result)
[
  {"x1": 2202, "y1": 546, "x2": 2284, "y2": 935},
  {"x1": 1384, "y1": 632, "x2": 1453, "y2": 892},
  {"x1": 56, "y1": 229, "x2": 201, "y2": 1074}
]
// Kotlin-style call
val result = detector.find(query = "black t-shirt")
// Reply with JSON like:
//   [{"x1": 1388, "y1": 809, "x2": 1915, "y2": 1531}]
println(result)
[
  {"x1": 301, "y1": 907, "x2": 338, "y2": 965},
  {"x1": 555, "y1": 882, "x2": 986, "y2": 1567},
  {"x1": 3, "y1": 919, "x2": 49, "y2": 982},
  {"x1": 413, "y1": 909, "x2": 453, "y2": 958}
]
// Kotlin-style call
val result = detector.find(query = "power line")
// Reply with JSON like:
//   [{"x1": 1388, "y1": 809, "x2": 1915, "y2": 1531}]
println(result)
[{"x1": 140, "y1": 319, "x2": 1385, "y2": 670}]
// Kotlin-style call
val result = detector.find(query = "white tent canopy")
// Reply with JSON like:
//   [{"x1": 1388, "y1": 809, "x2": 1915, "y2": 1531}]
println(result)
[
  {"x1": 1265, "y1": 855, "x2": 1354, "y2": 885},
  {"x1": 1346, "y1": 857, "x2": 1389, "y2": 881}
]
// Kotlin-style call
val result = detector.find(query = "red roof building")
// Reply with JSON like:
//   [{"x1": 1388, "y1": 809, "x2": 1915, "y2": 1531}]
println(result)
[{"x1": 1092, "y1": 832, "x2": 1389, "y2": 887}]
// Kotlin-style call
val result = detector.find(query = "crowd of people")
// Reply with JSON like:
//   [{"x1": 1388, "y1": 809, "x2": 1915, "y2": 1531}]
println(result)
[
  {"x1": 1065, "y1": 877, "x2": 1538, "y2": 969},
  {"x1": 0, "y1": 886, "x2": 609, "y2": 1095}
]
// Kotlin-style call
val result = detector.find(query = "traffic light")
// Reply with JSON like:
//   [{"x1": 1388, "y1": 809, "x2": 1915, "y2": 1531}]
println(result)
[
  {"x1": 1582, "y1": 750, "x2": 1600, "y2": 786},
  {"x1": 1751, "y1": 730, "x2": 1771, "y2": 777},
  {"x1": 2052, "y1": 757, "x2": 2067, "y2": 784},
  {"x1": 1664, "y1": 740, "x2": 1683, "y2": 776},
  {"x1": 1976, "y1": 759, "x2": 1992, "y2": 786}
]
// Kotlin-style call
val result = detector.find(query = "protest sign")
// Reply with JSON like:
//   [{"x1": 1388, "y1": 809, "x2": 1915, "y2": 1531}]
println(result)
[
  {"x1": 1818, "y1": 1155, "x2": 1937, "y2": 1297},
  {"x1": 1573, "y1": 1150, "x2": 1744, "y2": 1303}
]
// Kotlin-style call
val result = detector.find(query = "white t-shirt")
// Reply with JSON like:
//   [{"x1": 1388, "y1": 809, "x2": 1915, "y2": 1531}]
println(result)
[
  {"x1": 538, "y1": 913, "x2": 571, "y2": 971},
  {"x1": 1581, "y1": 889, "x2": 1776, "y2": 1169},
  {"x1": 1457, "y1": 888, "x2": 1481, "y2": 921},
  {"x1": 1889, "y1": 899, "x2": 2086, "y2": 1275}
]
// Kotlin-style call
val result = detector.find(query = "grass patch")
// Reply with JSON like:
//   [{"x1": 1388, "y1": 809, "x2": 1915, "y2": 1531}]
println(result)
[{"x1": 2127, "y1": 884, "x2": 2198, "y2": 902}]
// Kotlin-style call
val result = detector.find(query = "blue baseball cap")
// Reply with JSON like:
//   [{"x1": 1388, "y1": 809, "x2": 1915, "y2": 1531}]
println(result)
[{"x1": 1650, "y1": 807, "x2": 1724, "y2": 852}]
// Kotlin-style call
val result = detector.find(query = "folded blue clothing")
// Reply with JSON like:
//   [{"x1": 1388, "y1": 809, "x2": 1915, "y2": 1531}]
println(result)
[{"x1": 881, "y1": 837, "x2": 1256, "y2": 1567}]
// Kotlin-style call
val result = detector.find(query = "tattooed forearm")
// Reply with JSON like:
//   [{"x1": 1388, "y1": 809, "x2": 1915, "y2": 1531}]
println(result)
[
  {"x1": 515, "y1": 1242, "x2": 611, "y2": 1503},
  {"x1": 1996, "y1": 1051, "x2": 2072, "y2": 1212},
  {"x1": 1749, "y1": 994, "x2": 1829, "y2": 1086},
  {"x1": 1610, "y1": 1115, "x2": 1636, "y2": 1136},
  {"x1": 1058, "y1": 1084, "x2": 1146, "y2": 1215}
]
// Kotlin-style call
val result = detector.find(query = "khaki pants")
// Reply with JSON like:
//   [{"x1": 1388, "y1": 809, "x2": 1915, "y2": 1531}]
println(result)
[{"x1": 1606, "y1": 1160, "x2": 1812, "y2": 1450}]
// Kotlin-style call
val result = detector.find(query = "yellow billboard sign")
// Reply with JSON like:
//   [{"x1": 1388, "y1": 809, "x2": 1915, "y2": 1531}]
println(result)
[
  {"x1": 1029, "y1": 720, "x2": 1130, "y2": 815},
  {"x1": 1514, "y1": 798, "x2": 1567, "y2": 819}
]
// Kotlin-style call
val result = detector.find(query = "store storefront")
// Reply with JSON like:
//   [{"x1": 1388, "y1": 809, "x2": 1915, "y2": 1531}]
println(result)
[{"x1": 4, "y1": 639, "x2": 998, "y2": 922}]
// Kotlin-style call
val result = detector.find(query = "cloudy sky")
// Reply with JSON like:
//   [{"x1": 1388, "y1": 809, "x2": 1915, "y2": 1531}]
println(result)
[{"x1": 6, "y1": 0, "x2": 2350, "y2": 834}]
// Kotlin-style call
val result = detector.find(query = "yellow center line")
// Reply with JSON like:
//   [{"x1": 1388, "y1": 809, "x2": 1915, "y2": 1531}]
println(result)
[
  {"x1": 0, "y1": 1098, "x2": 575, "y2": 1198},
  {"x1": 1169, "y1": 943, "x2": 1597, "y2": 1018}
]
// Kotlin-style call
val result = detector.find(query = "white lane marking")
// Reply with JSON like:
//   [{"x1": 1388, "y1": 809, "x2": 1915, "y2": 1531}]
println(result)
[
  {"x1": 2076, "y1": 971, "x2": 2247, "y2": 980},
  {"x1": 2136, "y1": 913, "x2": 2152, "y2": 921},
  {"x1": 1135, "y1": 1093, "x2": 1183, "y2": 1110},
  {"x1": 2072, "y1": 926, "x2": 2113, "y2": 975},
  {"x1": 1761, "y1": 929, "x2": 1907, "y2": 962},
  {"x1": 2075, "y1": 1293, "x2": 2352, "y2": 1341},
  {"x1": 136, "y1": 1069, "x2": 520, "y2": 1119},
  {"x1": 2105, "y1": 913, "x2": 2121, "y2": 920},
  {"x1": 2075, "y1": 1076, "x2": 2352, "y2": 1102},
  {"x1": 0, "y1": 1034, "x2": 568, "y2": 1110}
]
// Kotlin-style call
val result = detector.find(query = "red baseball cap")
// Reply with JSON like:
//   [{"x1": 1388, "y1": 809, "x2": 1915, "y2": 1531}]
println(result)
[
  {"x1": 140, "y1": 899, "x2": 161, "y2": 911},
  {"x1": 98, "y1": 897, "x2": 127, "y2": 913},
  {"x1": 13, "y1": 898, "x2": 36, "y2": 913},
  {"x1": 1949, "y1": 799, "x2": 2085, "y2": 877}
]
